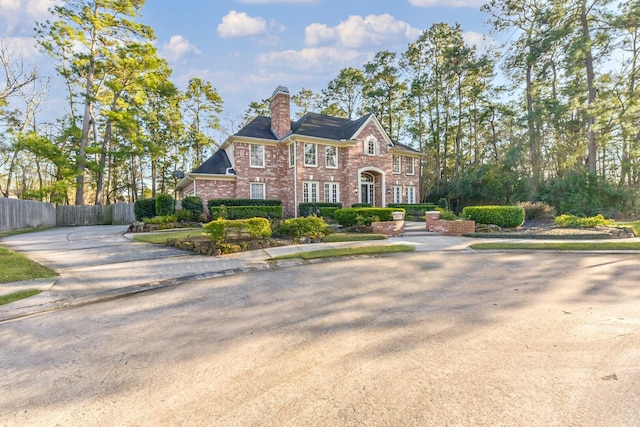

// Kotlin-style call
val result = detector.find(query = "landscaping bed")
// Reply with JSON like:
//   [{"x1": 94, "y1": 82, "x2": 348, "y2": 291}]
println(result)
[{"x1": 472, "y1": 219, "x2": 636, "y2": 239}]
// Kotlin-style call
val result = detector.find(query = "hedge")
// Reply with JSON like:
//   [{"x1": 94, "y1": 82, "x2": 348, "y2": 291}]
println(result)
[
  {"x1": 180, "y1": 196, "x2": 204, "y2": 220},
  {"x1": 299, "y1": 202, "x2": 342, "y2": 217},
  {"x1": 209, "y1": 205, "x2": 283, "y2": 220},
  {"x1": 134, "y1": 198, "x2": 156, "y2": 221},
  {"x1": 388, "y1": 203, "x2": 439, "y2": 219},
  {"x1": 461, "y1": 205, "x2": 525, "y2": 228},
  {"x1": 207, "y1": 198, "x2": 282, "y2": 207},
  {"x1": 203, "y1": 218, "x2": 272, "y2": 243},
  {"x1": 334, "y1": 207, "x2": 404, "y2": 227},
  {"x1": 155, "y1": 193, "x2": 175, "y2": 216}
]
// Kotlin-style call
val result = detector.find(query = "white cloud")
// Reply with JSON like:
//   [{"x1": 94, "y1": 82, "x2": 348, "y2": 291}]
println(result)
[
  {"x1": 408, "y1": 0, "x2": 486, "y2": 7},
  {"x1": 162, "y1": 35, "x2": 201, "y2": 61},
  {"x1": 0, "y1": 0, "x2": 59, "y2": 35},
  {"x1": 463, "y1": 31, "x2": 496, "y2": 54},
  {"x1": 0, "y1": 36, "x2": 41, "y2": 59},
  {"x1": 305, "y1": 14, "x2": 421, "y2": 49},
  {"x1": 257, "y1": 47, "x2": 366, "y2": 72},
  {"x1": 217, "y1": 10, "x2": 267, "y2": 39}
]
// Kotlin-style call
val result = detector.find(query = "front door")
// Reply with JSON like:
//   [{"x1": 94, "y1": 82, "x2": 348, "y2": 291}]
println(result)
[{"x1": 360, "y1": 173, "x2": 374, "y2": 206}]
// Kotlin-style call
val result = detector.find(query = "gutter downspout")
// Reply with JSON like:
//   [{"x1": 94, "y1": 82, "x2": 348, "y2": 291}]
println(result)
[{"x1": 293, "y1": 142, "x2": 298, "y2": 218}]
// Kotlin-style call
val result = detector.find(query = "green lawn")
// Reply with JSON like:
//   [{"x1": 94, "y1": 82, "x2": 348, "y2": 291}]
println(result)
[
  {"x1": 321, "y1": 233, "x2": 387, "y2": 242},
  {"x1": 132, "y1": 229, "x2": 206, "y2": 244},
  {"x1": 471, "y1": 241, "x2": 640, "y2": 251},
  {"x1": 272, "y1": 244, "x2": 415, "y2": 260},
  {"x1": 617, "y1": 220, "x2": 640, "y2": 236},
  {"x1": 0, "y1": 289, "x2": 43, "y2": 305},
  {"x1": 0, "y1": 246, "x2": 57, "y2": 284}
]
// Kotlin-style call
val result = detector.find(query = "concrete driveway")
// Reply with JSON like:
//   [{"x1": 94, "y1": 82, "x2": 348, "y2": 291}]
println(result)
[{"x1": 1, "y1": 247, "x2": 639, "y2": 425}]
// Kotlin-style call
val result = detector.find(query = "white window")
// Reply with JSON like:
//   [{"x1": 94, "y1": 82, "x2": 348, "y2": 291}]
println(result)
[
  {"x1": 392, "y1": 155, "x2": 401, "y2": 174},
  {"x1": 250, "y1": 182, "x2": 265, "y2": 199},
  {"x1": 250, "y1": 144, "x2": 264, "y2": 168},
  {"x1": 303, "y1": 181, "x2": 319, "y2": 203},
  {"x1": 365, "y1": 137, "x2": 378, "y2": 155},
  {"x1": 405, "y1": 186, "x2": 416, "y2": 204},
  {"x1": 392, "y1": 186, "x2": 402, "y2": 204},
  {"x1": 325, "y1": 146, "x2": 338, "y2": 169},
  {"x1": 288, "y1": 143, "x2": 295, "y2": 167},
  {"x1": 324, "y1": 182, "x2": 340, "y2": 203},
  {"x1": 405, "y1": 156, "x2": 414, "y2": 174},
  {"x1": 304, "y1": 143, "x2": 317, "y2": 166}
]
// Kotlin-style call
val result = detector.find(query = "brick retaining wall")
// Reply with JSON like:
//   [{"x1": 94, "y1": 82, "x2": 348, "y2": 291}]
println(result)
[
  {"x1": 372, "y1": 220, "x2": 404, "y2": 237},
  {"x1": 425, "y1": 211, "x2": 475, "y2": 236}
]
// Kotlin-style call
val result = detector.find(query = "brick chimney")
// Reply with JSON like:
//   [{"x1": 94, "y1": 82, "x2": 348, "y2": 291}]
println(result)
[{"x1": 270, "y1": 86, "x2": 291, "y2": 139}]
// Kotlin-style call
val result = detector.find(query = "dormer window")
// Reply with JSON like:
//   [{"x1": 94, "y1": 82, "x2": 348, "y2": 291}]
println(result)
[{"x1": 365, "y1": 136, "x2": 379, "y2": 156}]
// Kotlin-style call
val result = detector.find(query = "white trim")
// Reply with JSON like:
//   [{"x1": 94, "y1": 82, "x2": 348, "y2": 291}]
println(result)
[
  {"x1": 350, "y1": 114, "x2": 393, "y2": 147},
  {"x1": 303, "y1": 142, "x2": 317, "y2": 167},
  {"x1": 357, "y1": 166, "x2": 386, "y2": 207},
  {"x1": 249, "y1": 144, "x2": 265, "y2": 168},
  {"x1": 250, "y1": 182, "x2": 266, "y2": 199},
  {"x1": 325, "y1": 145, "x2": 338, "y2": 169}
]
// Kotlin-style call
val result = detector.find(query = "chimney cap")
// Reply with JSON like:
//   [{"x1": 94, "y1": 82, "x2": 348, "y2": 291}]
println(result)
[{"x1": 272, "y1": 86, "x2": 289, "y2": 97}]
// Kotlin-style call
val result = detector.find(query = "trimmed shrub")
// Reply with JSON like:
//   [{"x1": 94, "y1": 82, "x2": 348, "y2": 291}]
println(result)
[
  {"x1": 299, "y1": 202, "x2": 342, "y2": 217},
  {"x1": 155, "y1": 194, "x2": 175, "y2": 216},
  {"x1": 144, "y1": 214, "x2": 177, "y2": 225},
  {"x1": 181, "y1": 196, "x2": 204, "y2": 220},
  {"x1": 334, "y1": 208, "x2": 403, "y2": 227},
  {"x1": 207, "y1": 198, "x2": 281, "y2": 207},
  {"x1": 388, "y1": 203, "x2": 439, "y2": 219},
  {"x1": 518, "y1": 201, "x2": 555, "y2": 221},
  {"x1": 555, "y1": 214, "x2": 614, "y2": 228},
  {"x1": 203, "y1": 218, "x2": 272, "y2": 243},
  {"x1": 134, "y1": 198, "x2": 156, "y2": 221},
  {"x1": 462, "y1": 205, "x2": 525, "y2": 228},
  {"x1": 351, "y1": 203, "x2": 371, "y2": 208},
  {"x1": 209, "y1": 205, "x2": 283, "y2": 220},
  {"x1": 277, "y1": 216, "x2": 332, "y2": 240},
  {"x1": 318, "y1": 207, "x2": 341, "y2": 219}
]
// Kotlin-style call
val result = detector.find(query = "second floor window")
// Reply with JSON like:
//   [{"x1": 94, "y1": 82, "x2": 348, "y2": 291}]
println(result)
[
  {"x1": 325, "y1": 146, "x2": 338, "y2": 168},
  {"x1": 304, "y1": 143, "x2": 317, "y2": 166},
  {"x1": 250, "y1": 144, "x2": 264, "y2": 168},
  {"x1": 405, "y1": 156, "x2": 414, "y2": 175},
  {"x1": 288, "y1": 143, "x2": 295, "y2": 167},
  {"x1": 392, "y1": 155, "x2": 401, "y2": 174},
  {"x1": 365, "y1": 137, "x2": 378, "y2": 155}
]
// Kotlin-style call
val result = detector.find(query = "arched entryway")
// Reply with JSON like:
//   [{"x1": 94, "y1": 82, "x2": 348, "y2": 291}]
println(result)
[{"x1": 358, "y1": 167, "x2": 386, "y2": 207}]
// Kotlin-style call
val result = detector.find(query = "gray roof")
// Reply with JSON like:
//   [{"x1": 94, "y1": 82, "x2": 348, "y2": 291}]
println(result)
[{"x1": 192, "y1": 112, "x2": 418, "y2": 174}]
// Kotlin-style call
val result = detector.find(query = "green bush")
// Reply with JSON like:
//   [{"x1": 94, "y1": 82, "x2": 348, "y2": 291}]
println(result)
[
  {"x1": 388, "y1": 203, "x2": 439, "y2": 219},
  {"x1": 334, "y1": 208, "x2": 402, "y2": 227},
  {"x1": 144, "y1": 214, "x2": 178, "y2": 224},
  {"x1": 207, "y1": 198, "x2": 282, "y2": 207},
  {"x1": 155, "y1": 194, "x2": 175, "y2": 216},
  {"x1": 462, "y1": 205, "x2": 525, "y2": 228},
  {"x1": 277, "y1": 216, "x2": 332, "y2": 240},
  {"x1": 318, "y1": 207, "x2": 341, "y2": 219},
  {"x1": 554, "y1": 214, "x2": 614, "y2": 228},
  {"x1": 518, "y1": 201, "x2": 556, "y2": 221},
  {"x1": 209, "y1": 205, "x2": 283, "y2": 220},
  {"x1": 299, "y1": 202, "x2": 342, "y2": 217},
  {"x1": 203, "y1": 218, "x2": 272, "y2": 243},
  {"x1": 351, "y1": 203, "x2": 371, "y2": 208},
  {"x1": 438, "y1": 198, "x2": 449, "y2": 210},
  {"x1": 134, "y1": 198, "x2": 156, "y2": 221},
  {"x1": 180, "y1": 196, "x2": 204, "y2": 220}
]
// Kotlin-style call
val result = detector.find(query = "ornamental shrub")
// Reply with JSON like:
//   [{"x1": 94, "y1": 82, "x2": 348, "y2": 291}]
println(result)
[
  {"x1": 388, "y1": 203, "x2": 438, "y2": 219},
  {"x1": 209, "y1": 205, "x2": 283, "y2": 220},
  {"x1": 299, "y1": 202, "x2": 342, "y2": 217},
  {"x1": 207, "y1": 198, "x2": 281, "y2": 207},
  {"x1": 462, "y1": 205, "x2": 525, "y2": 228},
  {"x1": 517, "y1": 201, "x2": 556, "y2": 221},
  {"x1": 554, "y1": 214, "x2": 614, "y2": 228},
  {"x1": 180, "y1": 196, "x2": 204, "y2": 220},
  {"x1": 203, "y1": 218, "x2": 272, "y2": 243},
  {"x1": 277, "y1": 216, "x2": 332, "y2": 240},
  {"x1": 351, "y1": 203, "x2": 371, "y2": 208},
  {"x1": 318, "y1": 207, "x2": 341, "y2": 219},
  {"x1": 334, "y1": 208, "x2": 402, "y2": 227},
  {"x1": 134, "y1": 198, "x2": 156, "y2": 221},
  {"x1": 155, "y1": 193, "x2": 175, "y2": 216}
]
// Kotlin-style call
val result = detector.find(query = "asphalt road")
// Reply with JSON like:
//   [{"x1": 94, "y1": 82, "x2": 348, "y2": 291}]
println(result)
[{"x1": 1, "y1": 242, "x2": 639, "y2": 425}]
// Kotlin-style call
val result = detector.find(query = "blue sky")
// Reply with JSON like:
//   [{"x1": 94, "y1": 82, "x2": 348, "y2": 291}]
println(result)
[{"x1": 1, "y1": 0, "x2": 493, "y2": 126}]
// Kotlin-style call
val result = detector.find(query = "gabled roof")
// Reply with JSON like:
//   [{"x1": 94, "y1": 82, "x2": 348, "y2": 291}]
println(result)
[
  {"x1": 235, "y1": 116, "x2": 278, "y2": 140},
  {"x1": 192, "y1": 148, "x2": 232, "y2": 174}
]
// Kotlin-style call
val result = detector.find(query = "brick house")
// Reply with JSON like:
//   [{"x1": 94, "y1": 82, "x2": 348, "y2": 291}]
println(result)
[{"x1": 177, "y1": 86, "x2": 422, "y2": 217}]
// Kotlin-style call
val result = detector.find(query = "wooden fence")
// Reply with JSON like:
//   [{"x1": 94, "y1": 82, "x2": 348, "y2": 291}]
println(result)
[{"x1": 0, "y1": 198, "x2": 135, "y2": 232}]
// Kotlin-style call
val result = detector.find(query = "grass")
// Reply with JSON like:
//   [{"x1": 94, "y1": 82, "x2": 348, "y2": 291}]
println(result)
[
  {"x1": 471, "y1": 241, "x2": 640, "y2": 251},
  {"x1": 321, "y1": 233, "x2": 387, "y2": 242},
  {"x1": 132, "y1": 229, "x2": 206, "y2": 244},
  {"x1": 617, "y1": 220, "x2": 640, "y2": 236},
  {"x1": 271, "y1": 244, "x2": 415, "y2": 260},
  {"x1": 0, "y1": 246, "x2": 57, "y2": 284},
  {"x1": 0, "y1": 289, "x2": 43, "y2": 306}
]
